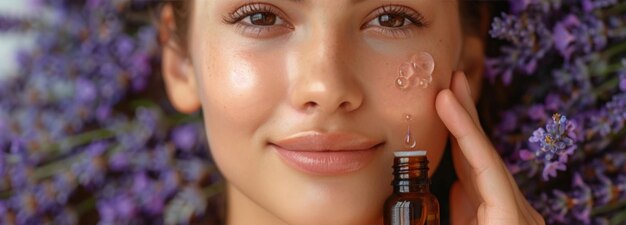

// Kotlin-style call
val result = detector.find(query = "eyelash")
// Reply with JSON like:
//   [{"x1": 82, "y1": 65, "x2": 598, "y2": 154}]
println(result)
[
  {"x1": 366, "y1": 4, "x2": 427, "y2": 38},
  {"x1": 376, "y1": 4, "x2": 427, "y2": 27},
  {"x1": 222, "y1": 3, "x2": 280, "y2": 24},
  {"x1": 221, "y1": 3, "x2": 427, "y2": 38}
]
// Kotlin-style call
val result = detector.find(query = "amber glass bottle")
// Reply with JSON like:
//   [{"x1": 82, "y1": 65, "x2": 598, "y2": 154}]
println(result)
[{"x1": 384, "y1": 151, "x2": 440, "y2": 225}]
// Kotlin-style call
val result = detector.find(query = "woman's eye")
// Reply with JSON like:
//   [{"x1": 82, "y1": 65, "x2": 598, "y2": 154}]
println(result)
[
  {"x1": 222, "y1": 3, "x2": 292, "y2": 37},
  {"x1": 361, "y1": 5, "x2": 426, "y2": 39},
  {"x1": 243, "y1": 12, "x2": 285, "y2": 26},
  {"x1": 247, "y1": 12, "x2": 277, "y2": 26},
  {"x1": 224, "y1": 3, "x2": 287, "y2": 27},
  {"x1": 375, "y1": 14, "x2": 412, "y2": 28}
]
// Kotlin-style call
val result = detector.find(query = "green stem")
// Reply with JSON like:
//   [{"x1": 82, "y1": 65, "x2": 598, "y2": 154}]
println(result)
[
  {"x1": 33, "y1": 145, "x2": 118, "y2": 180},
  {"x1": 604, "y1": 62, "x2": 623, "y2": 75},
  {"x1": 75, "y1": 195, "x2": 97, "y2": 216},
  {"x1": 593, "y1": 76, "x2": 619, "y2": 96},
  {"x1": 592, "y1": 199, "x2": 626, "y2": 216},
  {"x1": 40, "y1": 127, "x2": 117, "y2": 154},
  {"x1": 605, "y1": 2, "x2": 626, "y2": 16},
  {"x1": 611, "y1": 209, "x2": 626, "y2": 225},
  {"x1": 603, "y1": 40, "x2": 626, "y2": 61},
  {"x1": 0, "y1": 191, "x2": 10, "y2": 200},
  {"x1": 203, "y1": 181, "x2": 225, "y2": 199},
  {"x1": 37, "y1": 112, "x2": 200, "y2": 163}
]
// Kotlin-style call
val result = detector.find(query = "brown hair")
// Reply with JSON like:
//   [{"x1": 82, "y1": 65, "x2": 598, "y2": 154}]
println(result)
[{"x1": 169, "y1": 0, "x2": 192, "y2": 53}]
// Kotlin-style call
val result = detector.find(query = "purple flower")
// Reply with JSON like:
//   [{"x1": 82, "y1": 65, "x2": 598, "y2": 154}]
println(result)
[
  {"x1": 544, "y1": 94, "x2": 563, "y2": 111},
  {"x1": 97, "y1": 193, "x2": 138, "y2": 223},
  {"x1": 491, "y1": 0, "x2": 626, "y2": 222},
  {"x1": 528, "y1": 104, "x2": 547, "y2": 121},
  {"x1": 549, "y1": 173, "x2": 593, "y2": 224},
  {"x1": 72, "y1": 142, "x2": 108, "y2": 187},
  {"x1": 497, "y1": 110, "x2": 518, "y2": 132},
  {"x1": 529, "y1": 113, "x2": 578, "y2": 160},
  {"x1": 487, "y1": 11, "x2": 552, "y2": 84},
  {"x1": 542, "y1": 161, "x2": 567, "y2": 181},
  {"x1": 553, "y1": 15, "x2": 579, "y2": 61},
  {"x1": 0, "y1": 15, "x2": 30, "y2": 32},
  {"x1": 0, "y1": 0, "x2": 216, "y2": 224},
  {"x1": 582, "y1": 0, "x2": 618, "y2": 12},
  {"x1": 552, "y1": 15, "x2": 608, "y2": 62},
  {"x1": 526, "y1": 113, "x2": 578, "y2": 180},
  {"x1": 510, "y1": 0, "x2": 533, "y2": 13},
  {"x1": 172, "y1": 124, "x2": 198, "y2": 151},
  {"x1": 571, "y1": 174, "x2": 593, "y2": 224},
  {"x1": 75, "y1": 77, "x2": 97, "y2": 103},
  {"x1": 607, "y1": 94, "x2": 626, "y2": 128}
]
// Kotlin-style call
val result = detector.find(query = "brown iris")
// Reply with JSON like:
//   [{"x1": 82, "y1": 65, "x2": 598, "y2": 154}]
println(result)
[
  {"x1": 378, "y1": 14, "x2": 405, "y2": 28},
  {"x1": 250, "y1": 12, "x2": 276, "y2": 26}
]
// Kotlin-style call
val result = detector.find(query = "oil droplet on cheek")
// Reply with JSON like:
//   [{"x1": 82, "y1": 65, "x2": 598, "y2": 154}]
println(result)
[
  {"x1": 394, "y1": 53, "x2": 434, "y2": 149},
  {"x1": 395, "y1": 52, "x2": 435, "y2": 90},
  {"x1": 395, "y1": 76, "x2": 410, "y2": 90}
]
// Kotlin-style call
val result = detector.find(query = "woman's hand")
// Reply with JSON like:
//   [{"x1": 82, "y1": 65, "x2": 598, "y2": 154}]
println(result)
[{"x1": 435, "y1": 71, "x2": 545, "y2": 225}]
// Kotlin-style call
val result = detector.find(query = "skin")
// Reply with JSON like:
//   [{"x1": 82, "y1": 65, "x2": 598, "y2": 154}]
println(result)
[{"x1": 159, "y1": 0, "x2": 545, "y2": 224}]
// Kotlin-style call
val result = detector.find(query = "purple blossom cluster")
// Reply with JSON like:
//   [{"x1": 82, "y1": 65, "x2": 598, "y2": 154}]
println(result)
[
  {"x1": 0, "y1": 0, "x2": 223, "y2": 224},
  {"x1": 488, "y1": 0, "x2": 626, "y2": 224},
  {"x1": 520, "y1": 113, "x2": 577, "y2": 180}
]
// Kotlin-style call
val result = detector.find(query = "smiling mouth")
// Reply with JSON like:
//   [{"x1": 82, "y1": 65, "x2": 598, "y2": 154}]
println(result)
[
  {"x1": 271, "y1": 144, "x2": 383, "y2": 175},
  {"x1": 270, "y1": 132, "x2": 384, "y2": 175}
]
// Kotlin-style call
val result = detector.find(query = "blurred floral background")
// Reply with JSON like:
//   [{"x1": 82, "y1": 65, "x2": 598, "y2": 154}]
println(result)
[
  {"x1": 0, "y1": 0, "x2": 624, "y2": 225},
  {"x1": 0, "y1": 0, "x2": 223, "y2": 224}
]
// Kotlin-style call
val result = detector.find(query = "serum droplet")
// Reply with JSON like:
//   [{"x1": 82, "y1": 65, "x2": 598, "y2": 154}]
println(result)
[
  {"x1": 398, "y1": 62, "x2": 414, "y2": 78},
  {"x1": 418, "y1": 76, "x2": 433, "y2": 89},
  {"x1": 404, "y1": 113, "x2": 412, "y2": 122},
  {"x1": 411, "y1": 52, "x2": 435, "y2": 75},
  {"x1": 394, "y1": 51, "x2": 435, "y2": 90},
  {"x1": 404, "y1": 124, "x2": 417, "y2": 149},
  {"x1": 395, "y1": 77, "x2": 410, "y2": 90}
]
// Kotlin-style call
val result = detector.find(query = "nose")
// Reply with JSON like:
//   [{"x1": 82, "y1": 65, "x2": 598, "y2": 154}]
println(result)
[{"x1": 288, "y1": 24, "x2": 364, "y2": 115}]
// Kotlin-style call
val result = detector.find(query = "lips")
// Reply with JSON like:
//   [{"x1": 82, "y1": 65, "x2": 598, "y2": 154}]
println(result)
[{"x1": 271, "y1": 132, "x2": 383, "y2": 175}]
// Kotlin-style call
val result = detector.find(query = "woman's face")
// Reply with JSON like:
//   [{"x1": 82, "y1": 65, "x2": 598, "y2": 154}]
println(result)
[{"x1": 175, "y1": 0, "x2": 463, "y2": 224}]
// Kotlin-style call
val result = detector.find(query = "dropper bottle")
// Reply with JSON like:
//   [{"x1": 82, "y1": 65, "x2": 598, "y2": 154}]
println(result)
[{"x1": 384, "y1": 150, "x2": 440, "y2": 225}]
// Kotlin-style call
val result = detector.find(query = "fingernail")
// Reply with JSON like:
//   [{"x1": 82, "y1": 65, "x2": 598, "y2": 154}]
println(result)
[{"x1": 462, "y1": 72, "x2": 472, "y2": 96}]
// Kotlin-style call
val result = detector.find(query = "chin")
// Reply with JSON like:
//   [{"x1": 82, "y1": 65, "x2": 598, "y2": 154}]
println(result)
[
  {"x1": 280, "y1": 207, "x2": 383, "y2": 225},
  {"x1": 271, "y1": 189, "x2": 385, "y2": 225}
]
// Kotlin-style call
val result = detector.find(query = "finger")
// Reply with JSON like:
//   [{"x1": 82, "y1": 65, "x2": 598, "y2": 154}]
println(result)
[
  {"x1": 451, "y1": 138, "x2": 482, "y2": 206},
  {"x1": 435, "y1": 87, "x2": 517, "y2": 209},
  {"x1": 449, "y1": 71, "x2": 482, "y2": 132},
  {"x1": 449, "y1": 71, "x2": 483, "y2": 205}
]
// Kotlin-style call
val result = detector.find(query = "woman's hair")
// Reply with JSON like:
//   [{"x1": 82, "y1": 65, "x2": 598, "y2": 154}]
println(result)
[
  {"x1": 166, "y1": 0, "x2": 491, "y2": 55},
  {"x1": 169, "y1": 0, "x2": 192, "y2": 53}
]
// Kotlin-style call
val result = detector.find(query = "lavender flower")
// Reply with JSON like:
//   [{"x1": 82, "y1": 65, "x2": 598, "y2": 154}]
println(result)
[
  {"x1": 520, "y1": 113, "x2": 578, "y2": 180},
  {"x1": 582, "y1": 0, "x2": 618, "y2": 12},
  {"x1": 489, "y1": 0, "x2": 626, "y2": 222},
  {"x1": 553, "y1": 14, "x2": 607, "y2": 62},
  {"x1": 486, "y1": 10, "x2": 552, "y2": 84},
  {"x1": 0, "y1": 15, "x2": 30, "y2": 32},
  {"x1": 528, "y1": 113, "x2": 577, "y2": 160}
]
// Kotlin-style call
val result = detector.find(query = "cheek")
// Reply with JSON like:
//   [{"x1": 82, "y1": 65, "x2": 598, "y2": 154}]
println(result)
[
  {"x1": 356, "y1": 40, "x2": 453, "y2": 170},
  {"x1": 192, "y1": 38, "x2": 288, "y2": 170}
]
